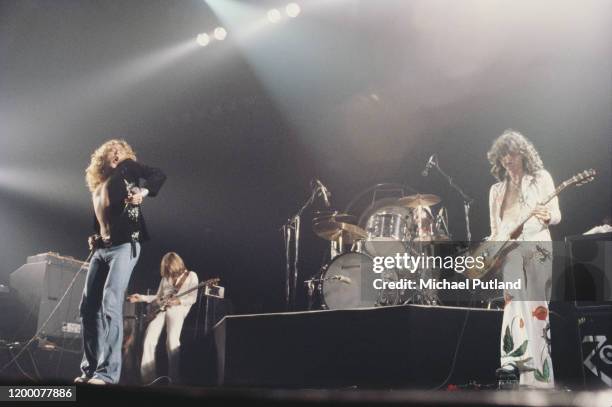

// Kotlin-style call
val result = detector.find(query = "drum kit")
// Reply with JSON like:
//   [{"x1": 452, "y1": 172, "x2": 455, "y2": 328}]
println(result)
[{"x1": 308, "y1": 192, "x2": 451, "y2": 310}]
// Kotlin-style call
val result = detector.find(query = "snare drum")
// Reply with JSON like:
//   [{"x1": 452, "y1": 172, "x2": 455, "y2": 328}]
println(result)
[{"x1": 320, "y1": 252, "x2": 399, "y2": 310}]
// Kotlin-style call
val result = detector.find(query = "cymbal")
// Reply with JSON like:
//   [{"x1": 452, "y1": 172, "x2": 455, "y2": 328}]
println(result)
[
  {"x1": 313, "y1": 211, "x2": 356, "y2": 225},
  {"x1": 397, "y1": 194, "x2": 441, "y2": 208},
  {"x1": 313, "y1": 221, "x2": 367, "y2": 243}
]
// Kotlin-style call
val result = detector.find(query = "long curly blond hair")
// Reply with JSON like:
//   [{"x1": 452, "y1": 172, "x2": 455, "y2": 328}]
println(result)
[
  {"x1": 487, "y1": 129, "x2": 543, "y2": 182},
  {"x1": 85, "y1": 139, "x2": 137, "y2": 192}
]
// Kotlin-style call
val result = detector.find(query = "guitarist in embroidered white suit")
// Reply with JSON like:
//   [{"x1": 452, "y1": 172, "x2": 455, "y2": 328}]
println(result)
[
  {"x1": 486, "y1": 130, "x2": 561, "y2": 389},
  {"x1": 128, "y1": 252, "x2": 198, "y2": 384}
]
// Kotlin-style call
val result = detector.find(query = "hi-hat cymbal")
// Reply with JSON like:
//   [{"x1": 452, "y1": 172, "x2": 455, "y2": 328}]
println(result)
[
  {"x1": 397, "y1": 194, "x2": 441, "y2": 208},
  {"x1": 313, "y1": 221, "x2": 367, "y2": 244},
  {"x1": 313, "y1": 211, "x2": 356, "y2": 225}
]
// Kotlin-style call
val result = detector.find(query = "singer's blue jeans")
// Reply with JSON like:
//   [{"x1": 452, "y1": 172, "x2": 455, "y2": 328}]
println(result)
[{"x1": 79, "y1": 242, "x2": 140, "y2": 384}]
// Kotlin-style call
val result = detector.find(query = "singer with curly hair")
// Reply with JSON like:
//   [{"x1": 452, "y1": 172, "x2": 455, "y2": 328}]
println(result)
[{"x1": 76, "y1": 139, "x2": 166, "y2": 385}]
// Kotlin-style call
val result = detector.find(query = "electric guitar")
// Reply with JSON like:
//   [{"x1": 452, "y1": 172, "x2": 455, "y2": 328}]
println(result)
[
  {"x1": 145, "y1": 277, "x2": 220, "y2": 323},
  {"x1": 464, "y1": 169, "x2": 596, "y2": 280}
]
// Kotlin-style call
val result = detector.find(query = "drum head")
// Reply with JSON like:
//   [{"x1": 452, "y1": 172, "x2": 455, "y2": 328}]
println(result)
[{"x1": 321, "y1": 252, "x2": 399, "y2": 310}]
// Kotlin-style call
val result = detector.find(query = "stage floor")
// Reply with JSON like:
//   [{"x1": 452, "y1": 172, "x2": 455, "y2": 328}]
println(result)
[{"x1": 2, "y1": 380, "x2": 611, "y2": 407}]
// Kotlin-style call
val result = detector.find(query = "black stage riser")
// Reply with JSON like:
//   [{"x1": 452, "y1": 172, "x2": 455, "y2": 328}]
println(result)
[{"x1": 215, "y1": 305, "x2": 502, "y2": 388}]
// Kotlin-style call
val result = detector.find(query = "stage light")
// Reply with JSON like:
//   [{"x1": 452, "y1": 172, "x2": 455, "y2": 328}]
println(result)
[
  {"x1": 196, "y1": 33, "x2": 210, "y2": 47},
  {"x1": 286, "y1": 3, "x2": 301, "y2": 18},
  {"x1": 267, "y1": 9, "x2": 281, "y2": 23},
  {"x1": 214, "y1": 27, "x2": 227, "y2": 41}
]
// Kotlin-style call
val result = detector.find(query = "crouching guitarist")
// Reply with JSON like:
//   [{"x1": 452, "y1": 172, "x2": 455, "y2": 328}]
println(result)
[{"x1": 127, "y1": 252, "x2": 198, "y2": 384}]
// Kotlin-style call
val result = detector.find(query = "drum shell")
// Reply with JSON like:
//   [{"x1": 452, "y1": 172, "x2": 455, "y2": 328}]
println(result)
[
  {"x1": 365, "y1": 211, "x2": 411, "y2": 257},
  {"x1": 320, "y1": 252, "x2": 400, "y2": 310}
]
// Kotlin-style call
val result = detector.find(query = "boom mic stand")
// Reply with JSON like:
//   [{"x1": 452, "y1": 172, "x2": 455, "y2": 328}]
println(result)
[
  {"x1": 429, "y1": 159, "x2": 475, "y2": 241},
  {"x1": 281, "y1": 182, "x2": 325, "y2": 311}
]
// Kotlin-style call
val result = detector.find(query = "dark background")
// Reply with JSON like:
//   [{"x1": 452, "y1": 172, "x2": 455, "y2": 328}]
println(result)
[{"x1": 1, "y1": 0, "x2": 610, "y2": 314}]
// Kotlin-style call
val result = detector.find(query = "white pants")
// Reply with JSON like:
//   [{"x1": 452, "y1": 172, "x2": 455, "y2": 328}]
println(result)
[
  {"x1": 500, "y1": 242, "x2": 554, "y2": 388},
  {"x1": 140, "y1": 307, "x2": 189, "y2": 384}
]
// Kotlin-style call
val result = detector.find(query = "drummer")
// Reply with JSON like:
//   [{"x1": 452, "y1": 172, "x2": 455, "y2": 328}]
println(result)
[{"x1": 411, "y1": 206, "x2": 435, "y2": 241}]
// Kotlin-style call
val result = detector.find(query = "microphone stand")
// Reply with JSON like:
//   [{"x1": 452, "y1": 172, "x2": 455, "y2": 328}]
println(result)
[
  {"x1": 430, "y1": 160, "x2": 475, "y2": 241},
  {"x1": 282, "y1": 184, "x2": 321, "y2": 310}
]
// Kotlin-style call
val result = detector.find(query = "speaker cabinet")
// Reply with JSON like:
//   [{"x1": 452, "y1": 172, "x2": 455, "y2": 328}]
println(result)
[{"x1": 9, "y1": 253, "x2": 87, "y2": 347}]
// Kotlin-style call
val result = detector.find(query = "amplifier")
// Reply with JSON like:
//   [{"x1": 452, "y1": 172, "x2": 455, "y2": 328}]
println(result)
[
  {"x1": 565, "y1": 232, "x2": 612, "y2": 305},
  {"x1": 9, "y1": 252, "x2": 88, "y2": 347},
  {"x1": 550, "y1": 233, "x2": 612, "y2": 389},
  {"x1": 578, "y1": 307, "x2": 612, "y2": 388}
]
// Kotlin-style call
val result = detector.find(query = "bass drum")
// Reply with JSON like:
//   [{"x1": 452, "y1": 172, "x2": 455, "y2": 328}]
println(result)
[{"x1": 320, "y1": 252, "x2": 399, "y2": 310}]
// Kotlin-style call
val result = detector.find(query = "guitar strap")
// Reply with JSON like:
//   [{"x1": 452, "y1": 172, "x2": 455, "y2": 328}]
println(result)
[{"x1": 173, "y1": 270, "x2": 190, "y2": 293}]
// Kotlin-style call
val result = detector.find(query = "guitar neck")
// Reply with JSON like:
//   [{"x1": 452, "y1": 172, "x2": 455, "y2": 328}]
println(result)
[
  {"x1": 508, "y1": 173, "x2": 584, "y2": 238},
  {"x1": 173, "y1": 279, "x2": 219, "y2": 299},
  {"x1": 511, "y1": 189, "x2": 559, "y2": 234}
]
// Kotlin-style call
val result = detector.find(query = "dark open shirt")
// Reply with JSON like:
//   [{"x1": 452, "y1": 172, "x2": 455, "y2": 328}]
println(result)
[{"x1": 93, "y1": 159, "x2": 166, "y2": 246}]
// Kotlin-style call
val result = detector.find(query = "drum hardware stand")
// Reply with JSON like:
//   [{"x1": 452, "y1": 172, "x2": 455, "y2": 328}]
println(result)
[
  {"x1": 328, "y1": 233, "x2": 341, "y2": 260},
  {"x1": 304, "y1": 272, "x2": 327, "y2": 311},
  {"x1": 435, "y1": 207, "x2": 451, "y2": 239},
  {"x1": 404, "y1": 238, "x2": 442, "y2": 306},
  {"x1": 304, "y1": 274, "x2": 351, "y2": 310},
  {"x1": 428, "y1": 158, "x2": 474, "y2": 241},
  {"x1": 304, "y1": 278, "x2": 317, "y2": 310},
  {"x1": 282, "y1": 180, "x2": 328, "y2": 311},
  {"x1": 303, "y1": 271, "x2": 327, "y2": 311}
]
